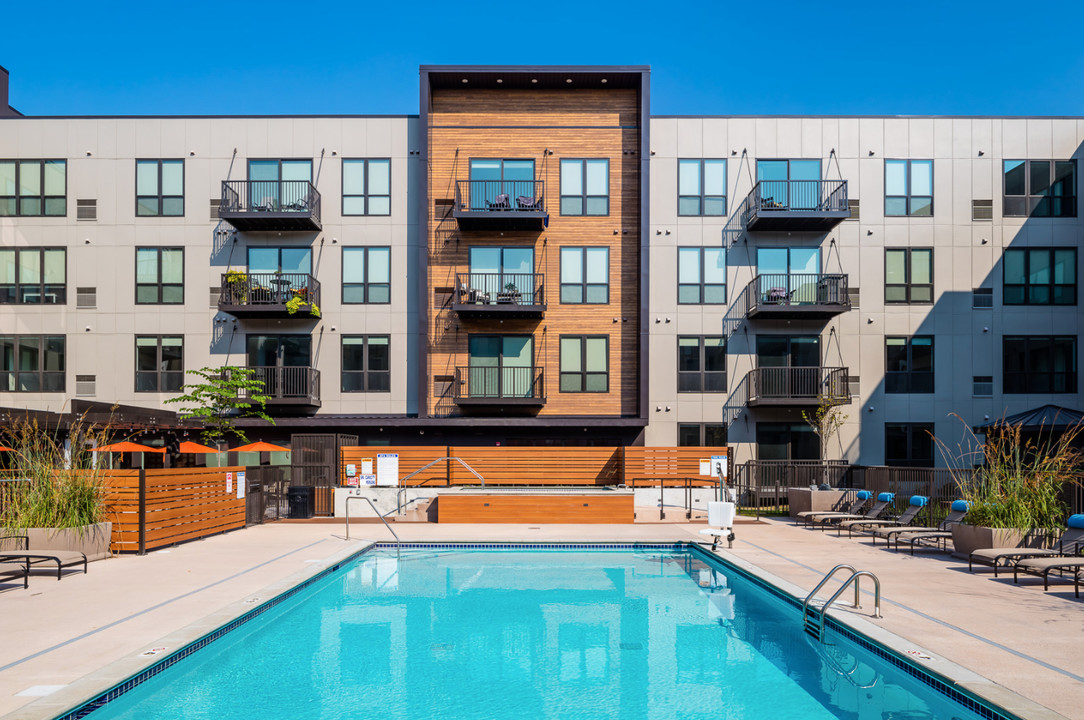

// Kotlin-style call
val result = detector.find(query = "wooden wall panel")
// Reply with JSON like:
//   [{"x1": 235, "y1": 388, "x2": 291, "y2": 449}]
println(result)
[
  {"x1": 437, "y1": 493, "x2": 634, "y2": 523},
  {"x1": 340, "y1": 446, "x2": 450, "y2": 487}
]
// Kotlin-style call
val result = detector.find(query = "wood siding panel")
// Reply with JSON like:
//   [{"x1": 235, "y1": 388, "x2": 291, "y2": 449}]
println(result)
[{"x1": 437, "y1": 493, "x2": 634, "y2": 523}]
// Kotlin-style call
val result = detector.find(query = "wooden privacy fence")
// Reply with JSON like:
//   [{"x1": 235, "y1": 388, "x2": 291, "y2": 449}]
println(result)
[{"x1": 104, "y1": 467, "x2": 246, "y2": 554}]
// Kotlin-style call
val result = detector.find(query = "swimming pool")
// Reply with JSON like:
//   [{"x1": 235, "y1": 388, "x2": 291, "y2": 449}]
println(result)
[{"x1": 65, "y1": 544, "x2": 1010, "y2": 720}]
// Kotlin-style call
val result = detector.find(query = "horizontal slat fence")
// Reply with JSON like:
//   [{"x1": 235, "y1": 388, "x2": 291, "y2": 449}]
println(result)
[
  {"x1": 623, "y1": 447, "x2": 727, "y2": 486},
  {"x1": 340, "y1": 447, "x2": 451, "y2": 488}
]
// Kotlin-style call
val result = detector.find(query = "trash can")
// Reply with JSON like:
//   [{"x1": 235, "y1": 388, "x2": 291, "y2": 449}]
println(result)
[{"x1": 287, "y1": 486, "x2": 315, "y2": 519}]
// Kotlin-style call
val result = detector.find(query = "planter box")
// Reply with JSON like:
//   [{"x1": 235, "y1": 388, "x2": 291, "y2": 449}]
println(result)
[
  {"x1": 21, "y1": 522, "x2": 112, "y2": 562},
  {"x1": 949, "y1": 524, "x2": 1046, "y2": 560},
  {"x1": 788, "y1": 488, "x2": 847, "y2": 518}
]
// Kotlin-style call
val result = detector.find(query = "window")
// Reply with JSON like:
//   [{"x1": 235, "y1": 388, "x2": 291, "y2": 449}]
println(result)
[
  {"x1": 678, "y1": 247, "x2": 726, "y2": 304},
  {"x1": 1003, "y1": 336, "x2": 1077, "y2": 394},
  {"x1": 885, "y1": 336, "x2": 934, "y2": 393},
  {"x1": 678, "y1": 337, "x2": 726, "y2": 392},
  {"x1": 1004, "y1": 160, "x2": 1076, "y2": 217},
  {"x1": 247, "y1": 159, "x2": 313, "y2": 210},
  {"x1": 135, "y1": 160, "x2": 184, "y2": 216},
  {"x1": 885, "y1": 423, "x2": 935, "y2": 467},
  {"x1": 135, "y1": 248, "x2": 184, "y2": 304},
  {"x1": 973, "y1": 376, "x2": 993, "y2": 396},
  {"x1": 342, "y1": 247, "x2": 390, "y2": 304},
  {"x1": 0, "y1": 248, "x2": 66, "y2": 304},
  {"x1": 885, "y1": 248, "x2": 933, "y2": 303},
  {"x1": 677, "y1": 424, "x2": 728, "y2": 447},
  {"x1": 342, "y1": 159, "x2": 390, "y2": 216},
  {"x1": 560, "y1": 159, "x2": 609, "y2": 216},
  {"x1": 468, "y1": 159, "x2": 535, "y2": 210},
  {"x1": 756, "y1": 422, "x2": 819, "y2": 460},
  {"x1": 135, "y1": 336, "x2": 183, "y2": 392},
  {"x1": 467, "y1": 335, "x2": 535, "y2": 399},
  {"x1": 678, "y1": 159, "x2": 726, "y2": 216},
  {"x1": 559, "y1": 336, "x2": 609, "y2": 392},
  {"x1": 0, "y1": 160, "x2": 66, "y2": 216},
  {"x1": 1003, "y1": 248, "x2": 1076, "y2": 305},
  {"x1": 0, "y1": 336, "x2": 65, "y2": 392},
  {"x1": 755, "y1": 247, "x2": 820, "y2": 304},
  {"x1": 884, "y1": 160, "x2": 932, "y2": 216},
  {"x1": 560, "y1": 247, "x2": 609, "y2": 303},
  {"x1": 467, "y1": 247, "x2": 535, "y2": 303},
  {"x1": 756, "y1": 159, "x2": 821, "y2": 210},
  {"x1": 342, "y1": 336, "x2": 390, "y2": 392}
]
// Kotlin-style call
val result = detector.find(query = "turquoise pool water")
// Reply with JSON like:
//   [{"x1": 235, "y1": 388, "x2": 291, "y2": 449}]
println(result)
[{"x1": 80, "y1": 546, "x2": 997, "y2": 720}]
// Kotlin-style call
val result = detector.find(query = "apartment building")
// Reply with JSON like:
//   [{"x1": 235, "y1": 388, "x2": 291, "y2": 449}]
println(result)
[{"x1": 2, "y1": 64, "x2": 1081, "y2": 466}]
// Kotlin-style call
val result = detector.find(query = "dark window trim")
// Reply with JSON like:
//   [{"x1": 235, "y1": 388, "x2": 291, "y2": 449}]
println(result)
[
  {"x1": 341, "y1": 158, "x2": 391, "y2": 217},
  {"x1": 885, "y1": 335, "x2": 935, "y2": 394},
  {"x1": 0, "y1": 159, "x2": 67, "y2": 217},
  {"x1": 559, "y1": 246, "x2": 610, "y2": 304},
  {"x1": 0, "y1": 334, "x2": 66, "y2": 392},
  {"x1": 341, "y1": 334, "x2": 391, "y2": 393},
  {"x1": 1003, "y1": 159, "x2": 1077, "y2": 218},
  {"x1": 678, "y1": 336, "x2": 727, "y2": 393},
  {"x1": 559, "y1": 158, "x2": 610, "y2": 216},
  {"x1": 135, "y1": 159, "x2": 185, "y2": 217},
  {"x1": 677, "y1": 158, "x2": 727, "y2": 216},
  {"x1": 884, "y1": 422, "x2": 935, "y2": 467},
  {"x1": 677, "y1": 246, "x2": 726, "y2": 305},
  {"x1": 558, "y1": 334, "x2": 610, "y2": 393},
  {"x1": 1002, "y1": 247, "x2": 1077, "y2": 306},
  {"x1": 884, "y1": 159, "x2": 933, "y2": 217},
  {"x1": 885, "y1": 247, "x2": 934, "y2": 305},
  {"x1": 1003, "y1": 335, "x2": 1078, "y2": 394},
  {"x1": 342, "y1": 246, "x2": 391, "y2": 305},
  {"x1": 0, "y1": 247, "x2": 67, "y2": 305},
  {"x1": 134, "y1": 335, "x2": 184, "y2": 393},
  {"x1": 135, "y1": 247, "x2": 184, "y2": 305}
]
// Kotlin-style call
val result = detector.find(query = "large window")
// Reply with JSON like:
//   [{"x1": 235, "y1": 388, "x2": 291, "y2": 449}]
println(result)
[
  {"x1": 885, "y1": 423, "x2": 935, "y2": 467},
  {"x1": 0, "y1": 248, "x2": 66, "y2": 304},
  {"x1": 248, "y1": 159, "x2": 313, "y2": 210},
  {"x1": 136, "y1": 159, "x2": 184, "y2": 216},
  {"x1": 467, "y1": 335, "x2": 535, "y2": 399},
  {"x1": 678, "y1": 424, "x2": 728, "y2": 447},
  {"x1": 1003, "y1": 336, "x2": 1077, "y2": 394},
  {"x1": 678, "y1": 247, "x2": 726, "y2": 304},
  {"x1": 885, "y1": 336, "x2": 934, "y2": 394},
  {"x1": 135, "y1": 336, "x2": 183, "y2": 392},
  {"x1": 0, "y1": 160, "x2": 66, "y2": 216},
  {"x1": 1, "y1": 336, "x2": 65, "y2": 392},
  {"x1": 1004, "y1": 160, "x2": 1076, "y2": 217},
  {"x1": 342, "y1": 247, "x2": 390, "y2": 304},
  {"x1": 678, "y1": 337, "x2": 726, "y2": 392},
  {"x1": 560, "y1": 247, "x2": 609, "y2": 304},
  {"x1": 756, "y1": 159, "x2": 821, "y2": 209},
  {"x1": 756, "y1": 422, "x2": 819, "y2": 461},
  {"x1": 885, "y1": 248, "x2": 933, "y2": 304},
  {"x1": 136, "y1": 248, "x2": 184, "y2": 304},
  {"x1": 342, "y1": 159, "x2": 390, "y2": 216},
  {"x1": 560, "y1": 159, "x2": 609, "y2": 216},
  {"x1": 468, "y1": 159, "x2": 535, "y2": 210},
  {"x1": 1003, "y1": 248, "x2": 1076, "y2": 305},
  {"x1": 885, "y1": 160, "x2": 933, "y2": 216},
  {"x1": 342, "y1": 336, "x2": 390, "y2": 393},
  {"x1": 559, "y1": 336, "x2": 609, "y2": 392},
  {"x1": 755, "y1": 247, "x2": 820, "y2": 305},
  {"x1": 678, "y1": 159, "x2": 726, "y2": 216}
]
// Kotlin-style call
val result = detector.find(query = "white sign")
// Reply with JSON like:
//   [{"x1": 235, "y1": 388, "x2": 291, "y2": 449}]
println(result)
[
  {"x1": 360, "y1": 474, "x2": 377, "y2": 487},
  {"x1": 346, "y1": 463, "x2": 357, "y2": 477},
  {"x1": 237, "y1": 471, "x2": 246, "y2": 499},
  {"x1": 226, "y1": 472, "x2": 233, "y2": 493},
  {"x1": 712, "y1": 456, "x2": 728, "y2": 479},
  {"x1": 361, "y1": 458, "x2": 373, "y2": 475},
  {"x1": 699, "y1": 459, "x2": 712, "y2": 476},
  {"x1": 376, "y1": 453, "x2": 399, "y2": 487}
]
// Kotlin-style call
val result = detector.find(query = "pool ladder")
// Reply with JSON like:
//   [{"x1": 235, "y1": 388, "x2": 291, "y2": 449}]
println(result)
[{"x1": 801, "y1": 564, "x2": 881, "y2": 643}]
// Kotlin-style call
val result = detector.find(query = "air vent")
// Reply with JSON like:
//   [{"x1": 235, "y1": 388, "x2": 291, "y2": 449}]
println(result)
[
  {"x1": 210, "y1": 199, "x2": 221, "y2": 220},
  {"x1": 75, "y1": 375, "x2": 96, "y2": 397},
  {"x1": 973, "y1": 376, "x2": 993, "y2": 397},
  {"x1": 434, "y1": 289, "x2": 452, "y2": 309},
  {"x1": 847, "y1": 375, "x2": 860, "y2": 397},
  {"x1": 972, "y1": 199, "x2": 993, "y2": 221},
  {"x1": 76, "y1": 287, "x2": 96, "y2": 308},
  {"x1": 76, "y1": 199, "x2": 97, "y2": 221},
  {"x1": 973, "y1": 288, "x2": 993, "y2": 308},
  {"x1": 847, "y1": 287, "x2": 860, "y2": 308},
  {"x1": 433, "y1": 379, "x2": 453, "y2": 398},
  {"x1": 210, "y1": 286, "x2": 222, "y2": 308},
  {"x1": 846, "y1": 198, "x2": 859, "y2": 220}
]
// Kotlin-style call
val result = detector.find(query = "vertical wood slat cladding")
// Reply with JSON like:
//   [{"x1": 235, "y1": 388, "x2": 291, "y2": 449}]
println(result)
[
  {"x1": 427, "y1": 86, "x2": 641, "y2": 418},
  {"x1": 436, "y1": 494, "x2": 634, "y2": 523}
]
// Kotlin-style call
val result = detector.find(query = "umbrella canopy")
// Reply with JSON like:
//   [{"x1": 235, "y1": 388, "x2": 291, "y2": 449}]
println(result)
[
  {"x1": 0, "y1": 445, "x2": 14, "y2": 452},
  {"x1": 91, "y1": 441, "x2": 166, "y2": 454},
  {"x1": 179, "y1": 440, "x2": 221, "y2": 454},
  {"x1": 229, "y1": 441, "x2": 290, "y2": 453},
  {"x1": 974, "y1": 404, "x2": 1084, "y2": 432}
]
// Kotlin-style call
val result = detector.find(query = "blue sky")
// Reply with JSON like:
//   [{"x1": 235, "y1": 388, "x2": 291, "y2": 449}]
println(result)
[{"x1": 5, "y1": 0, "x2": 1084, "y2": 117}]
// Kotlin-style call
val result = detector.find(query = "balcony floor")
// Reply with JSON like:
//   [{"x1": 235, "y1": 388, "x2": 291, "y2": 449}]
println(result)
[
  {"x1": 746, "y1": 210, "x2": 850, "y2": 232},
  {"x1": 453, "y1": 210, "x2": 548, "y2": 232},
  {"x1": 747, "y1": 304, "x2": 850, "y2": 320},
  {"x1": 219, "y1": 212, "x2": 322, "y2": 232}
]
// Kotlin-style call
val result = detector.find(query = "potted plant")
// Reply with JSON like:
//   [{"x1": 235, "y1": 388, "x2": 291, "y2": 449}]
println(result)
[
  {"x1": 285, "y1": 295, "x2": 321, "y2": 318},
  {"x1": 498, "y1": 282, "x2": 520, "y2": 304},
  {"x1": 224, "y1": 269, "x2": 249, "y2": 304}
]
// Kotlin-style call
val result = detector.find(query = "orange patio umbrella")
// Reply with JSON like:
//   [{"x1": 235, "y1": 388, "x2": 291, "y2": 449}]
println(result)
[
  {"x1": 229, "y1": 441, "x2": 290, "y2": 453},
  {"x1": 91, "y1": 441, "x2": 166, "y2": 454},
  {"x1": 178, "y1": 440, "x2": 221, "y2": 454},
  {"x1": 0, "y1": 445, "x2": 14, "y2": 452}
]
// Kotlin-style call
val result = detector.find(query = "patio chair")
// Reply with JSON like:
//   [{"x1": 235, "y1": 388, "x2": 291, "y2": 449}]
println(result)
[
  {"x1": 516, "y1": 195, "x2": 542, "y2": 211},
  {"x1": 1012, "y1": 542, "x2": 1084, "y2": 598},
  {"x1": 796, "y1": 491, "x2": 870, "y2": 527},
  {"x1": 0, "y1": 559, "x2": 28, "y2": 589},
  {"x1": 968, "y1": 514, "x2": 1084, "y2": 577},
  {"x1": 805, "y1": 492, "x2": 894, "y2": 531},
  {"x1": 0, "y1": 535, "x2": 88, "y2": 581},
  {"x1": 837, "y1": 495, "x2": 925, "y2": 537},
  {"x1": 487, "y1": 193, "x2": 511, "y2": 211},
  {"x1": 878, "y1": 500, "x2": 970, "y2": 552}
]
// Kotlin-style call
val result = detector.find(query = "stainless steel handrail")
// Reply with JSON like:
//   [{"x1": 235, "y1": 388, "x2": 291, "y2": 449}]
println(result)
[
  {"x1": 345, "y1": 495, "x2": 400, "y2": 558},
  {"x1": 803, "y1": 565, "x2": 882, "y2": 642},
  {"x1": 394, "y1": 457, "x2": 486, "y2": 514}
]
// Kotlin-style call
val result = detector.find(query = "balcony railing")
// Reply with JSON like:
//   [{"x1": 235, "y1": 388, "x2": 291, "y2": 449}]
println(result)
[
  {"x1": 745, "y1": 366, "x2": 850, "y2": 406},
  {"x1": 219, "y1": 180, "x2": 322, "y2": 231},
  {"x1": 453, "y1": 272, "x2": 546, "y2": 318},
  {"x1": 744, "y1": 273, "x2": 850, "y2": 319},
  {"x1": 453, "y1": 180, "x2": 547, "y2": 231},
  {"x1": 739, "y1": 179, "x2": 849, "y2": 231},
  {"x1": 234, "y1": 366, "x2": 321, "y2": 409},
  {"x1": 219, "y1": 273, "x2": 321, "y2": 318},
  {"x1": 453, "y1": 366, "x2": 546, "y2": 406}
]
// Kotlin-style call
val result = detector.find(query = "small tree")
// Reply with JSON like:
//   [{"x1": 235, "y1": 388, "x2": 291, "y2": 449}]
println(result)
[
  {"x1": 802, "y1": 395, "x2": 849, "y2": 469},
  {"x1": 165, "y1": 366, "x2": 275, "y2": 445}
]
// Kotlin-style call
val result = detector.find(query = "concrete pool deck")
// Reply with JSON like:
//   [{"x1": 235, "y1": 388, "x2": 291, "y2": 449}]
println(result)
[{"x1": 0, "y1": 519, "x2": 1080, "y2": 719}]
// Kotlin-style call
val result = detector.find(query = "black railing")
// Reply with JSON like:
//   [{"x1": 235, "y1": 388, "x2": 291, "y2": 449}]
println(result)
[
  {"x1": 221, "y1": 180, "x2": 321, "y2": 224},
  {"x1": 744, "y1": 274, "x2": 849, "y2": 314},
  {"x1": 455, "y1": 273, "x2": 545, "y2": 307},
  {"x1": 454, "y1": 366, "x2": 545, "y2": 401},
  {"x1": 455, "y1": 180, "x2": 545, "y2": 213},
  {"x1": 219, "y1": 273, "x2": 321, "y2": 313},
  {"x1": 741, "y1": 179, "x2": 848, "y2": 221},
  {"x1": 746, "y1": 367, "x2": 850, "y2": 404},
  {"x1": 235, "y1": 366, "x2": 320, "y2": 404}
]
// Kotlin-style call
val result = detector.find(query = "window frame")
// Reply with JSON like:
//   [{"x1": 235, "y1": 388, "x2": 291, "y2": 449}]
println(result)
[
  {"x1": 135, "y1": 159, "x2": 185, "y2": 217},
  {"x1": 559, "y1": 247, "x2": 610, "y2": 304},
  {"x1": 342, "y1": 158, "x2": 391, "y2": 217},
  {"x1": 677, "y1": 247, "x2": 726, "y2": 304},
  {"x1": 134, "y1": 335, "x2": 184, "y2": 393},
  {"x1": 885, "y1": 336, "x2": 935, "y2": 394},
  {"x1": 677, "y1": 159, "x2": 727, "y2": 216},
  {"x1": 884, "y1": 248, "x2": 934, "y2": 304},
  {"x1": 0, "y1": 159, "x2": 67, "y2": 217},
  {"x1": 884, "y1": 423, "x2": 935, "y2": 467},
  {"x1": 677, "y1": 423, "x2": 728, "y2": 447},
  {"x1": 341, "y1": 335, "x2": 391, "y2": 393},
  {"x1": 0, "y1": 247, "x2": 67, "y2": 305},
  {"x1": 560, "y1": 158, "x2": 610, "y2": 216},
  {"x1": 884, "y1": 159, "x2": 933, "y2": 217},
  {"x1": 135, "y1": 247, "x2": 184, "y2": 305},
  {"x1": 1002, "y1": 248, "x2": 1077, "y2": 306},
  {"x1": 1003, "y1": 335, "x2": 1077, "y2": 394},
  {"x1": 342, "y1": 246, "x2": 391, "y2": 304},
  {"x1": 558, "y1": 335, "x2": 610, "y2": 393},
  {"x1": 0, "y1": 335, "x2": 65, "y2": 392},
  {"x1": 677, "y1": 336, "x2": 727, "y2": 393},
  {"x1": 1003, "y1": 159, "x2": 1077, "y2": 218}
]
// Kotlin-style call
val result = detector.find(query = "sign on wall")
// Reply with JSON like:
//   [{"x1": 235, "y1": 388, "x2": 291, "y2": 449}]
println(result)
[{"x1": 376, "y1": 453, "x2": 399, "y2": 487}]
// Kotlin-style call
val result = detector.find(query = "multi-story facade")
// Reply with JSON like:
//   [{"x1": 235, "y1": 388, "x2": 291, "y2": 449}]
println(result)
[{"x1": 2, "y1": 63, "x2": 1081, "y2": 466}]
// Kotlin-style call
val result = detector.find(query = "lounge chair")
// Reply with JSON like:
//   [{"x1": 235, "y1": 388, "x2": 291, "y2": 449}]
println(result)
[
  {"x1": 516, "y1": 195, "x2": 542, "y2": 210},
  {"x1": 881, "y1": 500, "x2": 970, "y2": 553},
  {"x1": 0, "y1": 535, "x2": 88, "y2": 580},
  {"x1": 0, "y1": 560, "x2": 28, "y2": 589},
  {"x1": 968, "y1": 514, "x2": 1084, "y2": 577},
  {"x1": 487, "y1": 193, "x2": 510, "y2": 211},
  {"x1": 796, "y1": 491, "x2": 870, "y2": 527},
  {"x1": 837, "y1": 495, "x2": 924, "y2": 537},
  {"x1": 806, "y1": 492, "x2": 894, "y2": 531},
  {"x1": 1012, "y1": 543, "x2": 1084, "y2": 598}
]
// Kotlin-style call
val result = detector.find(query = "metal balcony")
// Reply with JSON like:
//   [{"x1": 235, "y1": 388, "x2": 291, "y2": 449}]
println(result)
[
  {"x1": 236, "y1": 366, "x2": 321, "y2": 411},
  {"x1": 745, "y1": 274, "x2": 850, "y2": 320},
  {"x1": 453, "y1": 180, "x2": 547, "y2": 231},
  {"x1": 452, "y1": 273, "x2": 546, "y2": 319},
  {"x1": 740, "y1": 180, "x2": 849, "y2": 231},
  {"x1": 453, "y1": 366, "x2": 546, "y2": 407},
  {"x1": 219, "y1": 273, "x2": 321, "y2": 319},
  {"x1": 219, "y1": 180, "x2": 322, "y2": 231},
  {"x1": 745, "y1": 367, "x2": 851, "y2": 407}
]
